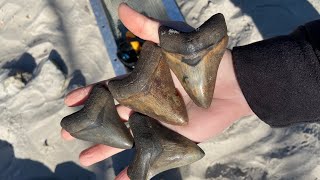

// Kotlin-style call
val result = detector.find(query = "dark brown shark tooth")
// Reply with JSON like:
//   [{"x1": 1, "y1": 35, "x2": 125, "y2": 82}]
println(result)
[
  {"x1": 127, "y1": 113, "x2": 205, "y2": 180},
  {"x1": 108, "y1": 41, "x2": 188, "y2": 126},
  {"x1": 159, "y1": 13, "x2": 229, "y2": 108},
  {"x1": 60, "y1": 84, "x2": 133, "y2": 149}
]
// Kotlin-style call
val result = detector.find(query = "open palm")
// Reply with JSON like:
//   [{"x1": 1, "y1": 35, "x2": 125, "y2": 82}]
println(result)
[{"x1": 61, "y1": 4, "x2": 253, "y2": 179}]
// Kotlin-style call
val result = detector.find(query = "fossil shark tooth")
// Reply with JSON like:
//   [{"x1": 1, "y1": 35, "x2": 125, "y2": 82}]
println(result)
[
  {"x1": 108, "y1": 41, "x2": 188, "y2": 126},
  {"x1": 60, "y1": 84, "x2": 134, "y2": 149},
  {"x1": 159, "y1": 13, "x2": 229, "y2": 108},
  {"x1": 127, "y1": 113, "x2": 205, "y2": 180}
]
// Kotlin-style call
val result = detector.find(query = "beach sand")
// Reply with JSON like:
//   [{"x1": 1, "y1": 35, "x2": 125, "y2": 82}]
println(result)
[
  {"x1": 0, "y1": 0, "x2": 319, "y2": 179},
  {"x1": 0, "y1": 0, "x2": 114, "y2": 179},
  {"x1": 178, "y1": 1, "x2": 320, "y2": 179}
]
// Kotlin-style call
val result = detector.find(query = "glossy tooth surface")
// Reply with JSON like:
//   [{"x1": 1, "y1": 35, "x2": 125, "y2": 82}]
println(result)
[
  {"x1": 61, "y1": 84, "x2": 134, "y2": 149},
  {"x1": 159, "y1": 13, "x2": 229, "y2": 108},
  {"x1": 108, "y1": 41, "x2": 188, "y2": 126},
  {"x1": 127, "y1": 113, "x2": 205, "y2": 180}
]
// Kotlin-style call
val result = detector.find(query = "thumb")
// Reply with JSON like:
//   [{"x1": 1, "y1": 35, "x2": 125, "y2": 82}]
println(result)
[{"x1": 118, "y1": 3, "x2": 160, "y2": 43}]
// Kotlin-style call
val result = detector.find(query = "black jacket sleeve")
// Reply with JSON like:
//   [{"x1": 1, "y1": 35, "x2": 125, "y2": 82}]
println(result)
[{"x1": 232, "y1": 20, "x2": 320, "y2": 127}]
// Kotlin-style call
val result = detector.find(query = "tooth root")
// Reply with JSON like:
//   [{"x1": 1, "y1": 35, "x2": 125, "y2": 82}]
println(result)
[
  {"x1": 127, "y1": 113, "x2": 205, "y2": 180},
  {"x1": 60, "y1": 84, "x2": 134, "y2": 149},
  {"x1": 108, "y1": 41, "x2": 188, "y2": 126},
  {"x1": 159, "y1": 13, "x2": 229, "y2": 108}
]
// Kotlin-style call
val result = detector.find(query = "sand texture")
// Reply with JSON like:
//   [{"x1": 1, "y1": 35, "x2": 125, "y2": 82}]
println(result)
[
  {"x1": 177, "y1": 0, "x2": 320, "y2": 179},
  {"x1": 0, "y1": 0, "x2": 114, "y2": 179},
  {"x1": 0, "y1": 0, "x2": 319, "y2": 179}
]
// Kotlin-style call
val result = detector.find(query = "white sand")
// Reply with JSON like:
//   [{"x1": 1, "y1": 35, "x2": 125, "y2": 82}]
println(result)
[
  {"x1": 0, "y1": 0, "x2": 319, "y2": 179},
  {"x1": 177, "y1": 0, "x2": 320, "y2": 179},
  {"x1": 0, "y1": 0, "x2": 114, "y2": 179}
]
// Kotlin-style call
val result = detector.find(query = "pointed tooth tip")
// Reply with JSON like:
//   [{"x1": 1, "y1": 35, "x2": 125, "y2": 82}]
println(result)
[
  {"x1": 115, "y1": 140, "x2": 134, "y2": 149},
  {"x1": 196, "y1": 100, "x2": 212, "y2": 109},
  {"x1": 193, "y1": 94, "x2": 213, "y2": 109},
  {"x1": 60, "y1": 116, "x2": 73, "y2": 133},
  {"x1": 189, "y1": 146, "x2": 205, "y2": 161},
  {"x1": 121, "y1": 137, "x2": 134, "y2": 149},
  {"x1": 171, "y1": 114, "x2": 189, "y2": 126},
  {"x1": 60, "y1": 114, "x2": 86, "y2": 134},
  {"x1": 176, "y1": 119, "x2": 188, "y2": 126},
  {"x1": 70, "y1": 129, "x2": 134, "y2": 149},
  {"x1": 194, "y1": 150, "x2": 205, "y2": 162},
  {"x1": 99, "y1": 130, "x2": 134, "y2": 149},
  {"x1": 198, "y1": 148, "x2": 205, "y2": 157},
  {"x1": 170, "y1": 120, "x2": 188, "y2": 126},
  {"x1": 60, "y1": 117, "x2": 66, "y2": 128}
]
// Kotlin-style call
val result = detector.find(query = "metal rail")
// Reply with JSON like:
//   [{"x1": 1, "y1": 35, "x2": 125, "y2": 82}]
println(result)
[
  {"x1": 90, "y1": 0, "x2": 127, "y2": 76},
  {"x1": 90, "y1": 0, "x2": 185, "y2": 76},
  {"x1": 162, "y1": 0, "x2": 185, "y2": 21}
]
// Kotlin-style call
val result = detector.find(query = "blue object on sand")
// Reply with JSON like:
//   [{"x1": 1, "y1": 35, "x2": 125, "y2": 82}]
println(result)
[{"x1": 90, "y1": 0, "x2": 184, "y2": 76}]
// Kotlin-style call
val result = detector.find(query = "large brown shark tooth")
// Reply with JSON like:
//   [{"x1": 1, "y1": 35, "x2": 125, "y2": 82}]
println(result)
[
  {"x1": 108, "y1": 41, "x2": 188, "y2": 126},
  {"x1": 159, "y1": 13, "x2": 229, "y2": 108},
  {"x1": 127, "y1": 113, "x2": 205, "y2": 180},
  {"x1": 60, "y1": 84, "x2": 134, "y2": 149}
]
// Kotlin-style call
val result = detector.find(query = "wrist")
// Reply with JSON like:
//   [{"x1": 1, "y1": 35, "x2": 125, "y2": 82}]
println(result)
[{"x1": 222, "y1": 50, "x2": 254, "y2": 118}]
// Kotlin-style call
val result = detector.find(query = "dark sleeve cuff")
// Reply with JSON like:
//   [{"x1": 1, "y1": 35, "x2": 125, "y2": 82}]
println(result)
[{"x1": 232, "y1": 20, "x2": 320, "y2": 127}]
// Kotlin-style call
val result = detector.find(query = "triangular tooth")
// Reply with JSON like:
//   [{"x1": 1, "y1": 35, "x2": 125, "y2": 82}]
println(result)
[
  {"x1": 127, "y1": 113, "x2": 205, "y2": 180},
  {"x1": 108, "y1": 41, "x2": 188, "y2": 126},
  {"x1": 159, "y1": 13, "x2": 229, "y2": 108},
  {"x1": 60, "y1": 84, "x2": 134, "y2": 149}
]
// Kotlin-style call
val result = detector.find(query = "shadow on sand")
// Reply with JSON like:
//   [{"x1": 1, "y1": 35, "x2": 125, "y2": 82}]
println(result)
[
  {"x1": 230, "y1": 0, "x2": 320, "y2": 38},
  {"x1": 0, "y1": 140, "x2": 95, "y2": 180}
]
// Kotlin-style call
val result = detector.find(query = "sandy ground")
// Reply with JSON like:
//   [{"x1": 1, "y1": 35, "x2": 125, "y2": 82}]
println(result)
[
  {"x1": 178, "y1": 0, "x2": 320, "y2": 179},
  {"x1": 0, "y1": 0, "x2": 319, "y2": 180},
  {"x1": 0, "y1": 0, "x2": 114, "y2": 179}
]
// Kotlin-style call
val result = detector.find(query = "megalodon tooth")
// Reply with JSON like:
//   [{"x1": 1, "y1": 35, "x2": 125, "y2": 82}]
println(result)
[
  {"x1": 108, "y1": 41, "x2": 188, "y2": 126},
  {"x1": 127, "y1": 113, "x2": 205, "y2": 180},
  {"x1": 159, "y1": 13, "x2": 229, "y2": 108},
  {"x1": 60, "y1": 84, "x2": 134, "y2": 149}
]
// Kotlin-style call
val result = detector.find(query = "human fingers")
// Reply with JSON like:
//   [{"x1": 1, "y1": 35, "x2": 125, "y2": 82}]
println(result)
[
  {"x1": 166, "y1": 99, "x2": 244, "y2": 142},
  {"x1": 79, "y1": 144, "x2": 124, "y2": 166},
  {"x1": 118, "y1": 3, "x2": 160, "y2": 43},
  {"x1": 116, "y1": 105, "x2": 133, "y2": 121},
  {"x1": 64, "y1": 85, "x2": 93, "y2": 107},
  {"x1": 115, "y1": 167, "x2": 130, "y2": 180},
  {"x1": 60, "y1": 105, "x2": 131, "y2": 163},
  {"x1": 62, "y1": 85, "x2": 94, "y2": 141},
  {"x1": 60, "y1": 106, "x2": 131, "y2": 159},
  {"x1": 64, "y1": 74, "x2": 131, "y2": 107},
  {"x1": 60, "y1": 128, "x2": 75, "y2": 141},
  {"x1": 61, "y1": 102, "x2": 132, "y2": 141}
]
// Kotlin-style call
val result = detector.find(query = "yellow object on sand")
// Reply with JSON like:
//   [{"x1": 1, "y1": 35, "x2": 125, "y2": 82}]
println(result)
[
  {"x1": 130, "y1": 41, "x2": 141, "y2": 52},
  {"x1": 126, "y1": 31, "x2": 142, "y2": 53}
]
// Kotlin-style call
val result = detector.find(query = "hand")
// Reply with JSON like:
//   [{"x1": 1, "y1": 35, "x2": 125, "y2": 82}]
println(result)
[{"x1": 61, "y1": 3, "x2": 253, "y2": 179}]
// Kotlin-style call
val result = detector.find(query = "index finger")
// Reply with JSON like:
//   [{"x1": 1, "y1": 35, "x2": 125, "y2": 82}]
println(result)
[{"x1": 64, "y1": 85, "x2": 93, "y2": 107}]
